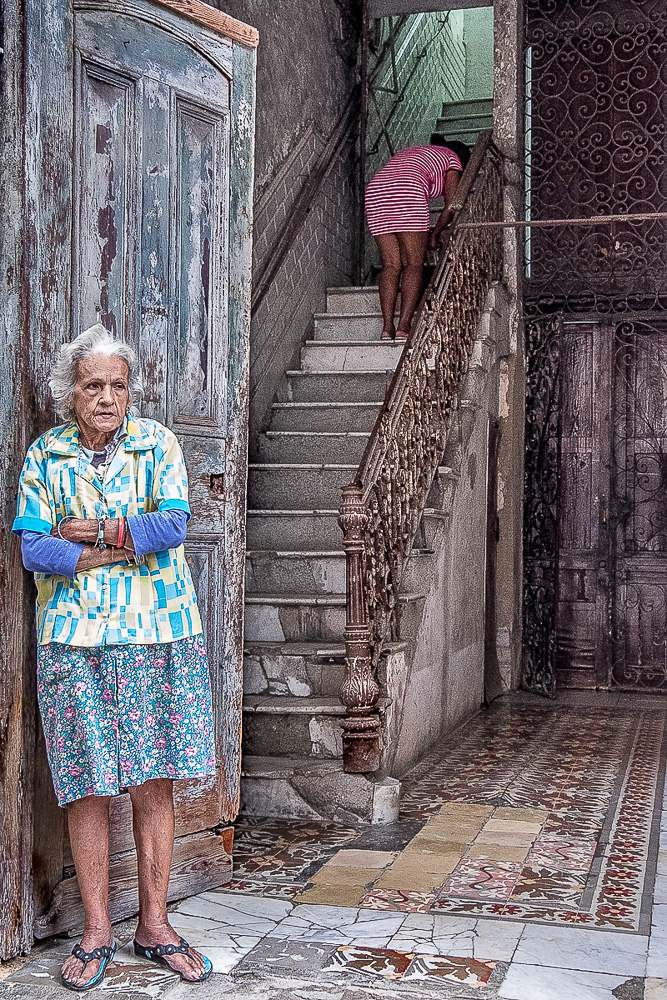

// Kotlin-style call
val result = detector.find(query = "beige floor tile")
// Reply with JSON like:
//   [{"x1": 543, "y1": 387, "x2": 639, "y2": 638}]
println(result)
[
  {"x1": 405, "y1": 837, "x2": 468, "y2": 857},
  {"x1": 421, "y1": 823, "x2": 483, "y2": 844},
  {"x1": 437, "y1": 803, "x2": 494, "y2": 819},
  {"x1": 483, "y1": 818, "x2": 543, "y2": 834},
  {"x1": 493, "y1": 807, "x2": 549, "y2": 823},
  {"x1": 373, "y1": 868, "x2": 445, "y2": 892},
  {"x1": 475, "y1": 830, "x2": 538, "y2": 847},
  {"x1": 309, "y1": 865, "x2": 375, "y2": 886},
  {"x1": 293, "y1": 883, "x2": 368, "y2": 906},
  {"x1": 468, "y1": 844, "x2": 530, "y2": 863},
  {"x1": 327, "y1": 849, "x2": 397, "y2": 868}
]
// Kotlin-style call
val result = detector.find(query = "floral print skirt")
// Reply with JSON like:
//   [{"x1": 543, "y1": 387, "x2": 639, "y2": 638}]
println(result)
[{"x1": 37, "y1": 633, "x2": 216, "y2": 806}]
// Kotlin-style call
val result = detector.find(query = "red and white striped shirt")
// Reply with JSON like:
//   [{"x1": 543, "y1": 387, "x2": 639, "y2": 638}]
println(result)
[{"x1": 365, "y1": 145, "x2": 463, "y2": 236}]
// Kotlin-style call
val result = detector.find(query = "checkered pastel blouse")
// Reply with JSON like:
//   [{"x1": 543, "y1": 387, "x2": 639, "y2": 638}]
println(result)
[{"x1": 13, "y1": 417, "x2": 202, "y2": 647}]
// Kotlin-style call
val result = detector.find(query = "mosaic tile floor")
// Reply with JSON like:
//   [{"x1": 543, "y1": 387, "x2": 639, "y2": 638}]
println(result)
[
  {"x1": 229, "y1": 702, "x2": 667, "y2": 934},
  {"x1": 2, "y1": 697, "x2": 667, "y2": 999}
]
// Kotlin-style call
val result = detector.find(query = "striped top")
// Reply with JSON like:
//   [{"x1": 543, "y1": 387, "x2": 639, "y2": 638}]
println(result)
[{"x1": 365, "y1": 145, "x2": 463, "y2": 236}]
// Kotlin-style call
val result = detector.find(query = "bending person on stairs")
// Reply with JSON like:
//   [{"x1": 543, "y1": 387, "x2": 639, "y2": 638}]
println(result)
[{"x1": 365, "y1": 135, "x2": 471, "y2": 341}]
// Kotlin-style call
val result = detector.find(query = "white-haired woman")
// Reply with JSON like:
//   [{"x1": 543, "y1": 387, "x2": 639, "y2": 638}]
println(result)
[{"x1": 13, "y1": 325, "x2": 214, "y2": 990}]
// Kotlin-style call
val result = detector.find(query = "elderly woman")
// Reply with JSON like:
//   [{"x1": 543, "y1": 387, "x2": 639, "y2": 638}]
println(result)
[
  {"x1": 365, "y1": 135, "x2": 471, "y2": 340},
  {"x1": 13, "y1": 325, "x2": 215, "y2": 990}
]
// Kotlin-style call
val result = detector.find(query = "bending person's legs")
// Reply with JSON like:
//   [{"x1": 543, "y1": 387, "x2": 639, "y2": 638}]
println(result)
[
  {"x1": 395, "y1": 231, "x2": 428, "y2": 337},
  {"x1": 130, "y1": 778, "x2": 208, "y2": 981},
  {"x1": 61, "y1": 795, "x2": 113, "y2": 987},
  {"x1": 375, "y1": 233, "x2": 402, "y2": 340}
]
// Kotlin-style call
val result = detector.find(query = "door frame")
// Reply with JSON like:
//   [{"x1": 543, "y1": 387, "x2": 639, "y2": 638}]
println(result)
[{"x1": 0, "y1": 0, "x2": 257, "y2": 957}]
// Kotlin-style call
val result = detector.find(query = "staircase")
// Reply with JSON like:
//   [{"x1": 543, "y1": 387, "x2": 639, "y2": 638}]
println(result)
[
  {"x1": 436, "y1": 97, "x2": 493, "y2": 146},
  {"x1": 242, "y1": 287, "x2": 424, "y2": 822}
]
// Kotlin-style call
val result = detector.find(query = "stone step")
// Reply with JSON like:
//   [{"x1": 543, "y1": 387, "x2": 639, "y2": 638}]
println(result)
[
  {"x1": 245, "y1": 548, "x2": 433, "y2": 596},
  {"x1": 269, "y1": 401, "x2": 381, "y2": 433},
  {"x1": 244, "y1": 590, "x2": 424, "y2": 643},
  {"x1": 435, "y1": 124, "x2": 490, "y2": 145},
  {"x1": 439, "y1": 98, "x2": 493, "y2": 120},
  {"x1": 246, "y1": 550, "x2": 346, "y2": 595},
  {"x1": 247, "y1": 463, "x2": 357, "y2": 509},
  {"x1": 242, "y1": 695, "x2": 347, "y2": 759},
  {"x1": 313, "y1": 313, "x2": 385, "y2": 342},
  {"x1": 257, "y1": 430, "x2": 369, "y2": 465},
  {"x1": 436, "y1": 113, "x2": 493, "y2": 132},
  {"x1": 239, "y1": 755, "x2": 379, "y2": 823},
  {"x1": 281, "y1": 370, "x2": 392, "y2": 404},
  {"x1": 326, "y1": 285, "x2": 381, "y2": 315},
  {"x1": 246, "y1": 509, "x2": 341, "y2": 550},
  {"x1": 301, "y1": 339, "x2": 404, "y2": 373},
  {"x1": 243, "y1": 640, "x2": 346, "y2": 699}
]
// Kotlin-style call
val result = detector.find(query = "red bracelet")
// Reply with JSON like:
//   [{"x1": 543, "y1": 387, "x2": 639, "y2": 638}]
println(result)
[{"x1": 116, "y1": 516, "x2": 126, "y2": 549}]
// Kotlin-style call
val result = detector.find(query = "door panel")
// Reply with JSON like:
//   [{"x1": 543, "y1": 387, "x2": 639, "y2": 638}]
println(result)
[{"x1": 555, "y1": 322, "x2": 611, "y2": 689}]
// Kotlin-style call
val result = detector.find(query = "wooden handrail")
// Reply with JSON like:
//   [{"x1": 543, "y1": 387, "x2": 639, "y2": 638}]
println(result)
[{"x1": 338, "y1": 130, "x2": 504, "y2": 773}]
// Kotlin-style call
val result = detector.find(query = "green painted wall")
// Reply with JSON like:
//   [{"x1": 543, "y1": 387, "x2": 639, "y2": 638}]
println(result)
[{"x1": 464, "y1": 7, "x2": 494, "y2": 101}]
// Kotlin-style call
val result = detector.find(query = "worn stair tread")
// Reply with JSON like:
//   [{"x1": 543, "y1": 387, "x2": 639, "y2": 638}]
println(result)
[
  {"x1": 313, "y1": 311, "x2": 385, "y2": 320},
  {"x1": 304, "y1": 339, "x2": 404, "y2": 348},
  {"x1": 272, "y1": 401, "x2": 382, "y2": 410},
  {"x1": 244, "y1": 640, "x2": 347, "y2": 658},
  {"x1": 241, "y1": 755, "x2": 348, "y2": 778},
  {"x1": 264, "y1": 430, "x2": 370, "y2": 438},
  {"x1": 286, "y1": 369, "x2": 388, "y2": 377},
  {"x1": 245, "y1": 591, "x2": 424, "y2": 606},
  {"x1": 246, "y1": 508, "x2": 339, "y2": 515},
  {"x1": 327, "y1": 285, "x2": 380, "y2": 294},
  {"x1": 248, "y1": 462, "x2": 358, "y2": 471},
  {"x1": 246, "y1": 549, "x2": 344, "y2": 557},
  {"x1": 243, "y1": 694, "x2": 392, "y2": 715}
]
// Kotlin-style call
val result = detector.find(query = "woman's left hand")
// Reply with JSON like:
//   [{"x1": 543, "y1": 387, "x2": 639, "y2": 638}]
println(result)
[
  {"x1": 428, "y1": 228, "x2": 439, "y2": 251},
  {"x1": 52, "y1": 518, "x2": 98, "y2": 544}
]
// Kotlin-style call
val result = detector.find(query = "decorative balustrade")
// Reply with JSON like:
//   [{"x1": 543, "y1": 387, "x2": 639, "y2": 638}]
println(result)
[{"x1": 338, "y1": 130, "x2": 504, "y2": 772}]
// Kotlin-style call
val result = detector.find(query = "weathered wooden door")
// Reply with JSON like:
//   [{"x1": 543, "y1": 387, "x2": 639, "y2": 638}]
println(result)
[
  {"x1": 524, "y1": 316, "x2": 667, "y2": 693},
  {"x1": 21, "y1": 0, "x2": 256, "y2": 940}
]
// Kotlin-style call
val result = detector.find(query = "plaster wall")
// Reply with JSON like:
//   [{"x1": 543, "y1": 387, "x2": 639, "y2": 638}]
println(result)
[
  {"x1": 381, "y1": 286, "x2": 509, "y2": 778},
  {"x1": 463, "y1": 7, "x2": 494, "y2": 101},
  {"x1": 212, "y1": 1, "x2": 359, "y2": 450}
]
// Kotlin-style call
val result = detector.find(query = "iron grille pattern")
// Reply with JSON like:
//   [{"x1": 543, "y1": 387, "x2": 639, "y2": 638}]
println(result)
[
  {"x1": 522, "y1": 316, "x2": 561, "y2": 697},
  {"x1": 525, "y1": 0, "x2": 667, "y2": 314},
  {"x1": 338, "y1": 132, "x2": 503, "y2": 772}
]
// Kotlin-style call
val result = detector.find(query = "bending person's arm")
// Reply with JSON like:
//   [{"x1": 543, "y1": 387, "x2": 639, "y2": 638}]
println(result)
[{"x1": 430, "y1": 170, "x2": 462, "y2": 247}]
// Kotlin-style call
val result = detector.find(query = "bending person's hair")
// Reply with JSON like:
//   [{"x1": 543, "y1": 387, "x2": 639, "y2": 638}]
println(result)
[{"x1": 430, "y1": 134, "x2": 471, "y2": 170}]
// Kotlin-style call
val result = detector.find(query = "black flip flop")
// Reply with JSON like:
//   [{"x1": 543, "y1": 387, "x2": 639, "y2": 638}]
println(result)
[
  {"x1": 134, "y1": 936, "x2": 213, "y2": 983},
  {"x1": 61, "y1": 940, "x2": 116, "y2": 992}
]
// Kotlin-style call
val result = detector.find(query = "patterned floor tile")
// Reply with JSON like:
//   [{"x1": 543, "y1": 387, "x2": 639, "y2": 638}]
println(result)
[
  {"x1": 323, "y1": 945, "x2": 414, "y2": 980},
  {"x1": 510, "y1": 866, "x2": 587, "y2": 903},
  {"x1": 359, "y1": 889, "x2": 438, "y2": 912},
  {"x1": 526, "y1": 836, "x2": 597, "y2": 872},
  {"x1": 402, "y1": 953, "x2": 496, "y2": 986},
  {"x1": 441, "y1": 860, "x2": 524, "y2": 901}
]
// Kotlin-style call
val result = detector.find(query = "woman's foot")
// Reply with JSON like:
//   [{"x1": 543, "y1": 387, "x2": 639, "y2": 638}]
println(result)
[
  {"x1": 395, "y1": 329, "x2": 410, "y2": 339},
  {"x1": 380, "y1": 327, "x2": 396, "y2": 341},
  {"x1": 134, "y1": 922, "x2": 209, "y2": 982},
  {"x1": 61, "y1": 929, "x2": 114, "y2": 989}
]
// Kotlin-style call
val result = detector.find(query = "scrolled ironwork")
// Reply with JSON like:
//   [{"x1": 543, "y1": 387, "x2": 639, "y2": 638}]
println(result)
[
  {"x1": 525, "y1": 0, "x2": 667, "y2": 316},
  {"x1": 338, "y1": 131, "x2": 503, "y2": 771}
]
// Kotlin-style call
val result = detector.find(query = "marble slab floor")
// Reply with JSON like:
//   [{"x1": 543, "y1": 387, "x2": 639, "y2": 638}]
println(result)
[{"x1": 1, "y1": 695, "x2": 667, "y2": 1000}]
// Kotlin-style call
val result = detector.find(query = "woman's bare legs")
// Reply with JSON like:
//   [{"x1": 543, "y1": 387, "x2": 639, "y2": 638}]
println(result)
[
  {"x1": 375, "y1": 233, "x2": 402, "y2": 339},
  {"x1": 130, "y1": 779, "x2": 207, "y2": 981},
  {"x1": 60, "y1": 795, "x2": 114, "y2": 987},
  {"x1": 395, "y1": 231, "x2": 428, "y2": 337}
]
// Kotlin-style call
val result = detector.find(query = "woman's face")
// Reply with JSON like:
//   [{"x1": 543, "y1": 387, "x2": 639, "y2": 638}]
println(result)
[{"x1": 70, "y1": 355, "x2": 130, "y2": 442}]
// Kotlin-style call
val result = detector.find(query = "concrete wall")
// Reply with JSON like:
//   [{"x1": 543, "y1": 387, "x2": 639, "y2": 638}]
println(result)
[{"x1": 213, "y1": 1, "x2": 360, "y2": 450}]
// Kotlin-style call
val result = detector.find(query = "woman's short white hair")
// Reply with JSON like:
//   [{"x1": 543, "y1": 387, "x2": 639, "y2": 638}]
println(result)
[{"x1": 49, "y1": 324, "x2": 144, "y2": 422}]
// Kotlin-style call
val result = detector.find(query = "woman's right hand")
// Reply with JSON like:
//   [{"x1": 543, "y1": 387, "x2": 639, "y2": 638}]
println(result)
[
  {"x1": 74, "y1": 545, "x2": 131, "y2": 573},
  {"x1": 52, "y1": 518, "x2": 98, "y2": 544}
]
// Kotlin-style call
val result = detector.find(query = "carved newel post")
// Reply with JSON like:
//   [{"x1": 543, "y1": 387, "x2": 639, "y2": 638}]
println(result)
[{"x1": 338, "y1": 482, "x2": 381, "y2": 772}]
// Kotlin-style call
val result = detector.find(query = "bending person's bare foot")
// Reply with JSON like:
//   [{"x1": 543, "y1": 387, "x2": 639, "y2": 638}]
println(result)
[
  {"x1": 134, "y1": 921, "x2": 211, "y2": 982},
  {"x1": 61, "y1": 928, "x2": 115, "y2": 990}
]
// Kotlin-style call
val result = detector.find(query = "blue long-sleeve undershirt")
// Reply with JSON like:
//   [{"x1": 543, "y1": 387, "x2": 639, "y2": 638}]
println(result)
[{"x1": 20, "y1": 510, "x2": 188, "y2": 579}]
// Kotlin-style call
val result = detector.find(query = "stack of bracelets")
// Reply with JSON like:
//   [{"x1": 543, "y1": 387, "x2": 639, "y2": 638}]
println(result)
[{"x1": 56, "y1": 515, "x2": 138, "y2": 563}]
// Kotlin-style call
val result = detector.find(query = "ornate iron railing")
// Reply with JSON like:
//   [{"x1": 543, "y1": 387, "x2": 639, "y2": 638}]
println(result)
[{"x1": 338, "y1": 130, "x2": 504, "y2": 772}]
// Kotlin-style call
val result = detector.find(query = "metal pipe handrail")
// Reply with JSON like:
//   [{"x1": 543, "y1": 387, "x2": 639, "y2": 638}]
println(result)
[{"x1": 338, "y1": 129, "x2": 504, "y2": 773}]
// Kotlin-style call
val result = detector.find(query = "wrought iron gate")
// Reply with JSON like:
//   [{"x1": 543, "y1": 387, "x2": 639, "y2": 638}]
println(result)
[{"x1": 523, "y1": 1, "x2": 667, "y2": 693}]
